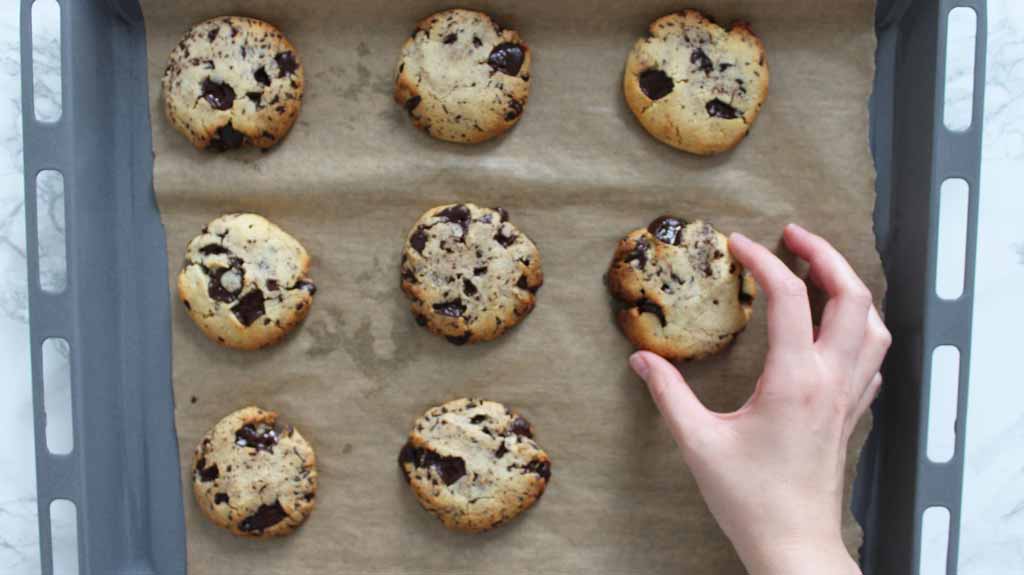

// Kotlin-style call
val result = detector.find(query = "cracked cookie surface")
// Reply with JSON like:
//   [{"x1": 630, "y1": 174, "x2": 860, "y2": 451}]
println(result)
[
  {"x1": 162, "y1": 16, "x2": 304, "y2": 150},
  {"x1": 400, "y1": 203, "x2": 542, "y2": 345},
  {"x1": 608, "y1": 217, "x2": 756, "y2": 360},
  {"x1": 399, "y1": 398, "x2": 551, "y2": 533},
  {"x1": 177, "y1": 213, "x2": 315, "y2": 350},
  {"x1": 192, "y1": 406, "x2": 317, "y2": 538},
  {"x1": 394, "y1": 8, "x2": 531, "y2": 143},
  {"x1": 623, "y1": 10, "x2": 768, "y2": 155}
]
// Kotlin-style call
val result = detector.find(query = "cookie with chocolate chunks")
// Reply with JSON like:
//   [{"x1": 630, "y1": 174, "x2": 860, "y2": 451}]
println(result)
[
  {"x1": 399, "y1": 398, "x2": 551, "y2": 532},
  {"x1": 394, "y1": 9, "x2": 531, "y2": 143},
  {"x1": 162, "y1": 16, "x2": 304, "y2": 150},
  {"x1": 192, "y1": 406, "x2": 317, "y2": 538},
  {"x1": 177, "y1": 213, "x2": 315, "y2": 349},
  {"x1": 623, "y1": 10, "x2": 769, "y2": 155},
  {"x1": 400, "y1": 203, "x2": 542, "y2": 345},
  {"x1": 607, "y1": 216, "x2": 757, "y2": 360}
]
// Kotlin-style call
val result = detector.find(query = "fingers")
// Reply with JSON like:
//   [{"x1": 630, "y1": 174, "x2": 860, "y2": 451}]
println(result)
[
  {"x1": 630, "y1": 352, "x2": 715, "y2": 450},
  {"x1": 783, "y1": 224, "x2": 872, "y2": 363},
  {"x1": 851, "y1": 306, "x2": 892, "y2": 392},
  {"x1": 852, "y1": 373, "x2": 883, "y2": 420},
  {"x1": 728, "y1": 233, "x2": 814, "y2": 353}
]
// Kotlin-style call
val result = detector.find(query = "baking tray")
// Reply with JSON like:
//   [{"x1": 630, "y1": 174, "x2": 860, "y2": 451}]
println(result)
[{"x1": 19, "y1": 0, "x2": 986, "y2": 573}]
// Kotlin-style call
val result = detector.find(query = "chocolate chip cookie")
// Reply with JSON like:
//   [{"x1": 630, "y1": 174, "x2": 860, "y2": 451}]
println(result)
[
  {"x1": 607, "y1": 217, "x2": 757, "y2": 360},
  {"x1": 623, "y1": 10, "x2": 769, "y2": 155},
  {"x1": 400, "y1": 203, "x2": 542, "y2": 345},
  {"x1": 162, "y1": 16, "x2": 304, "y2": 150},
  {"x1": 399, "y1": 398, "x2": 551, "y2": 532},
  {"x1": 394, "y1": 9, "x2": 531, "y2": 143},
  {"x1": 192, "y1": 406, "x2": 317, "y2": 538},
  {"x1": 177, "y1": 213, "x2": 316, "y2": 350}
]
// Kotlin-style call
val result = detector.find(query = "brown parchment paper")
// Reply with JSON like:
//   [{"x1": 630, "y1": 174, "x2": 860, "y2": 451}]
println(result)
[{"x1": 141, "y1": 1, "x2": 882, "y2": 573}]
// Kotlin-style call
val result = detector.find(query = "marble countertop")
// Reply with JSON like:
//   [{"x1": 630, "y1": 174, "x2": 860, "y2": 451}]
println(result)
[{"x1": 1, "y1": 2, "x2": 1022, "y2": 574}]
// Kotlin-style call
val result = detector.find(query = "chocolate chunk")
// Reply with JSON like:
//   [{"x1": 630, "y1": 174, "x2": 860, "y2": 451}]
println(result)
[
  {"x1": 623, "y1": 238, "x2": 650, "y2": 268},
  {"x1": 294, "y1": 280, "x2": 316, "y2": 295},
  {"x1": 214, "y1": 493, "x2": 229, "y2": 504},
  {"x1": 235, "y1": 422, "x2": 280, "y2": 452},
  {"x1": 207, "y1": 267, "x2": 241, "y2": 302},
  {"x1": 239, "y1": 501, "x2": 288, "y2": 533},
  {"x1": 399, "y1": 443, "x2": 466, "y2": 486},
  {"x1": 488, "y1": 43, "x2": 525, "y2": 76},
  {"x1": 199, "y1": 243, "x2": 231, "y2": 256},
  {"x1": 196, "y1": 457, "x2": 219, "y2": 482},
  {"x1": 494, "y1": 207, "x2": 509, "y2": 222},
  {"x1": 516, "y1": 275, "x2": 539, "y2": 293},
  {"x1": 719, "y1": 62, "x2": 733, "y2": 72},
  {"x1": 636, "y1": 299, "x2": 667, "y2": 327},
  {"x1": 505, "y1": 99, "x2": 523, "y2": 121},
  {"x1": 210, "y1": 122, "x2": 245, "y2": 151},
  {"x1": 246, "y1": 91, "x2": 263, "y2": 106},
  {"x1": 433, "y1": 298, "x2": 466, "y2": 317},
  {"x1": 443, "y1": 33, "x2": 458, "y2": 44},
  {"x1": 404, "y1": 95, "x2": 421, "y2": 113},
  {"x1": 648, "y1": 216, "x2": 687, "y2": 245},
  {"x1": 639, "y1": 69, "x2": 673, "y2": 100},
  {"x1": 410, "y1": 227, "x2": 428, "y2": 253},
  {"x1": 274, "y1": 51, "x2": 298, "y2": 77},
  {"x1": 446, "y1": 332, "x2": 471, "y2": 345},
  {"x1": 509, "y1": 416, "x2": 532, "y2": 438},
  {"x1": 706, "y1": 98, "x2": 739, "y2": 119},
  {"x1": 494, "y1": 229, "x2": 518, "y2": 248},
  {"x1": 231, "y1": 289, "x2": 266, "y2": 326},
  {"x1": 436, "y1": 204, "x2": 471, "y2": 236},
  {"x1": 470, "y1": 414, "x2": 487, "y2": 424},
  {"x1": 201, "y1": 78, "x2": 235, "y2": 110},
  {"x1": 494, "y1": 443, "x2": 508, "y2": 458},
  {"x1": 525, "y1": 459, "x2": 551, "y2": 480},
  {"x1": 254, "y1": 66, "x2": 271, "y2": 86},
  {"x1": 691, "y1": 47, "x2": 713, "y2": 74},
  {"x1": 266, "y1": 279, "x2": 280, "y2": 291},
  {"x1": 462, "y1": 279, "x2": 478, "y2": 296},
  {"x1": 473, "y1": 36, "x2": 482, "y2": 48},
  {"x1": 207, "y1": 27, "x2": 219, "y2": 42},
  {"x1": 473, "y1": 265, "x2": 488, "y2": 276},
  {"x1": 414, "y1": 314, "x2": 428, "y2": 326}
]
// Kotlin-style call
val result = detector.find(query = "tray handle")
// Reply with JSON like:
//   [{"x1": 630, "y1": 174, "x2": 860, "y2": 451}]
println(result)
[{"x1": 918, "y1": 1, "x2": 987, "y2": 574}]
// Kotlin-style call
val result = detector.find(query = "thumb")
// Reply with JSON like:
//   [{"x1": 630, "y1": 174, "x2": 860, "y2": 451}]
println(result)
[{"x1": 629, "y1": 351, "x2": 715, "y2": 450}]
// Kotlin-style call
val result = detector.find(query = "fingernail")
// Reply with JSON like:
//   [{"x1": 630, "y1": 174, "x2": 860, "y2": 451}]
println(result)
[
  {"x1": 629, "y1": 352, "x2": 650, "y2": 378},
  {"x1": 729, "y1": 232, "x2": 749, "y2": 245},
  {"x1": 786, "y1": 222, "x2": 805, "y2": 233}
]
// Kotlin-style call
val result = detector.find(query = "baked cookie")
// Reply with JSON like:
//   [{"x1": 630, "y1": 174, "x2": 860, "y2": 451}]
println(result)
[
  {"x1": 623, "y1": 10, "x2": 769, "y2": 155},
  {"x1": 400, "y1": 203, "x2": 542, "y2": 345},
  {"x1": 192, "y1": 406, "x2": 317, "y2": 538},
  {"x1": 394, "y1": 9, "x2": 531, "y2": 143},
  {"x1": 177, "y1": 213, "x2": 316, "y2": 350},
  {"x1": 607, "y1": 216, "x2": 757, "y2": 360},
  {"x1": 399, "y1": 398, "x2": 551, "y2": 532},
  {"x1": 162, "y1": 16, "x2": 304, "y2": 150}
]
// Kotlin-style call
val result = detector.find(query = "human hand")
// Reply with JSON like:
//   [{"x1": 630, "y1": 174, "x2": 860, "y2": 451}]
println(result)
[{"x1": 628, "y1": 224, "x2": 891, "y2": 575}]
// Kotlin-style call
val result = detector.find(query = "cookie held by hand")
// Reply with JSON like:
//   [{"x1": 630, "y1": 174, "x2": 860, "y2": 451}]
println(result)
[
  {"x1": 624, "y1": 10, "x2": 768, "y2": 155},
  {"x1": 608, "y1": 216, "x2": 756, "y2": 360}
]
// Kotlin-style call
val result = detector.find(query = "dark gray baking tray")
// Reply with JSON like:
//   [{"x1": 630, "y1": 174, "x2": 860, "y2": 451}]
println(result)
[{"x1": 20, "y1": 0, "x2": 986, "y2": 573}]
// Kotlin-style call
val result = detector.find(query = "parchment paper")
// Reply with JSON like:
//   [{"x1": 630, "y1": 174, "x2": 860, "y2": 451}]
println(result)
[{"x1": 141, "y1": 1, "x2": 882, "y2": 573}]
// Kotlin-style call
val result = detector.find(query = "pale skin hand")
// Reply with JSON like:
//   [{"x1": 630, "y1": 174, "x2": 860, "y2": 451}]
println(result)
[{"x1": 628, "y1": 224, "x2": 891, "y2": 575}]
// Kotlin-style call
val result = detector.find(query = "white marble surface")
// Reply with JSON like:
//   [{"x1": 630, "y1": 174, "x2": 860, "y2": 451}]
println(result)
[{"x1": 0, "y1": 2, "x2": 1021, "y2": 574}]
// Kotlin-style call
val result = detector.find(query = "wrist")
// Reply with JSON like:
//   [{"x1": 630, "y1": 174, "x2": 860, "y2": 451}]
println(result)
[{"x1": 739, "y1": 536, "x2": 861, "y2": 575}]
